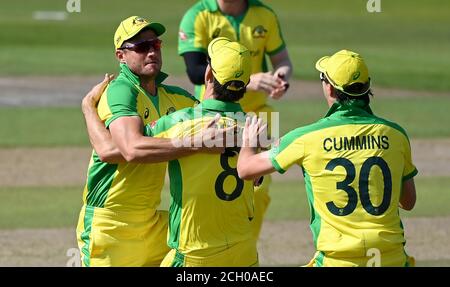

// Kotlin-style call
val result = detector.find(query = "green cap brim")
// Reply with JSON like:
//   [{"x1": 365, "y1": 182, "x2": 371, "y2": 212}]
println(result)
[
  {"x1": 122, "y1": 22, "x2": 166, "y2": 45},
  {"x1": 147, "y1": 22, "x2": 166, "y2": 37}
]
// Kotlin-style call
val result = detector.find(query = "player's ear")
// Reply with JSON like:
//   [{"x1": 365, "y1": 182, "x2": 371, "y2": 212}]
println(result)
[
  {"x1": 205, "y1": 64, "x2": 213, "y2": 84},
  {"x1": 115, "y1": 49, "x2": 126, "y2": 63},
  {"x1": 328, "y1": 84, "x2": 337, "y2": 99}
]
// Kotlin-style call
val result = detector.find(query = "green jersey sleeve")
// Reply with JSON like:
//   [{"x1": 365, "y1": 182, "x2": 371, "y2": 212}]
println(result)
[
  {"x1": 402, "y1": 136, "x2": 418, "y2": 181},
  {"x1": 178, "y1": 3, "x2": 208, "y2": 55},
  {"x1": 104, "y1": 79, "x2": 140, "y2": 128},
  {"x1": 269, "y1": 128, "x2": 305, "y2": 174},
  {"x1": 264, "y1": 7, "x2": 286, "y2": 56}
]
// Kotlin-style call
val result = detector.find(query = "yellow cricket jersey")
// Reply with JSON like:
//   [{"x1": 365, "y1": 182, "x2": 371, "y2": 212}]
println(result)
[
  {"x1": 178, "y1": 0, "x2": 286, "y2": 112},
  {"x1": 145, "y1": 99, "x2": 255, "y2": 257},
  {"x1": 269, "y1": 100, "x2": 418, "y2": 259},
  {"x1": 82, "y1": 63, "x2": 198, "y2": 212}
]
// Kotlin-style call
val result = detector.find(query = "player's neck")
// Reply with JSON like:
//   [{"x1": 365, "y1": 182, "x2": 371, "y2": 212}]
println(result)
[
  {"x1": 140, "y1": 77, "x2": 157, "y2": 96},
  {"x1": 218, "y1": 0, "x2": 248, "y2": 17},
  {"x1": 203, "y1": 86, "x2": 214, "y2": 100}
]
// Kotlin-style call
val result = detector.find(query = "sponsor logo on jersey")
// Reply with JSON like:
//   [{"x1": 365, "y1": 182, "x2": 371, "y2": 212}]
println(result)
[
  {"x1": 252, "y1": 25, "x2": 267, "y2": 38},
  {"x1": 179, "y1": 29, "x2": 188, "y2": 41}
]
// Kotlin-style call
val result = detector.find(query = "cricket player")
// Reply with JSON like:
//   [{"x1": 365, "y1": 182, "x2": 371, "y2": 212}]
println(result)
[
  {"x1": 77, "y1": 16, "x2": 220, "y2": 267},
  {"x1": 149, "y1": 37, "x2": 258, "y2": 266},
  {"x1": 178, "y1": 0, "x2": 294, "y2": 241},
  {"x1": 237, "y1": 50, "x2": 418, "y2": 267}
]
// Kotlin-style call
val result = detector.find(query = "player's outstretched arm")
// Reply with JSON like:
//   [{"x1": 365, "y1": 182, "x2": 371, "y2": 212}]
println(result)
[
  {"x1": 81, "y1": 74, "x2": 125, "y2": 163},
  {"x1": 109, "y1": 116, "x2": 193, "y2": 163},
  {"x1": 399, "y1": 178, "x2": 416, "y2": 211},
  {"x1": 108, "y1": 114, "x2": 225, "y2": 164},
  {"x1": 269, "y1": 48, "x2": 293, "y2": 100},
  {"x1": 237, "y1": 116, "x2": 275, "y2": 180},
  {"x1": 238, "y1": 150, "x2": 274, "y2": 180}
]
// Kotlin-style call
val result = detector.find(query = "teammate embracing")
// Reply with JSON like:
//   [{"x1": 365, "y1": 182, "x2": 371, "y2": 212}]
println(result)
[
  {"x1": 178, "y1": 0, "x2": 294, "y2": 241},
  {"x1": 237, "y1": 50, "x2": 417, "y2": 267},
  {"x1": 152, "y1": 37, "x2": 258, "y2": 266},
  {"x1": 77, "y1": 16, "x2": 219, "y2": 267}
]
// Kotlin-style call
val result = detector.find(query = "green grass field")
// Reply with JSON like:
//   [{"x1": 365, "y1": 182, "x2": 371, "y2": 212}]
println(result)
[
  {"x1": 1, "y1": 0, "x2": 450, "y2": 91},
  {"x1": 273, "y1": 97, "x2": 450, "y2": 138},
  {"x1": 0, "y1": 95, "x2": 448, "y2": 147},
  {"x1": 1, "y1": 0, "x2": 449, "y2": 267},
  {"x1": 1, "y1": 177, "x2": 448, "y2": 229}
]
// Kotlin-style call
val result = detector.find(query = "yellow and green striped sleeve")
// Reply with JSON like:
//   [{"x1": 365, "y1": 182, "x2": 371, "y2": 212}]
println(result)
[
  {"x1": 269, "y1": 128, "x2": 305, "y2": 174},
  {"x1": 262, "y1": 5, "x2": 286, "y2": 56},
  {"x1": 103, "y1": 78, "x2": 140, "y2": 128},
  {"x1": 178, "y1": 2, "x2": 208, "y2": 55},
  {"x1": 402, "y1": 136, "x2": 418, "y2": 181}
]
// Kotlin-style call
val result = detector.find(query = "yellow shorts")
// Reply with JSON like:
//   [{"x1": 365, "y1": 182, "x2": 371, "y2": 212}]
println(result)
[
  {"x1": 306, "y1": 248, "x2": 415, "y2": 267},
  {"x1": 160, "y1": 239, "x2": 258, "y2": 267},
  {"x1": 76, "y1": 205, "x2": 169, "y2": 267}
]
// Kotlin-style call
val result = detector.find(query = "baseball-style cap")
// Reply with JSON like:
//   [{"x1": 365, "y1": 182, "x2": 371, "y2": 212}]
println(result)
[
  {"x1": 316, "y1": 49, "x2": 371, "y2": 96},
  {"x1": 207, "y1": 37, "x2": 251, "y2": 91},
  {"x1": 114, "y1": 16, "x2": 165, "y2": 49}
]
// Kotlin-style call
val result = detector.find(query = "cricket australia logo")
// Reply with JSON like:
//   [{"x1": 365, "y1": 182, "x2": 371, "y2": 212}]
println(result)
[
  {"x1": 252, "y1": 25, "x2": 267, "y2": 38},
  {"x1": 166, "y1": 107, "x2": 176, "y2": 115},
  {"x1": 133, "y1": 17, "x2": 147, "y2": 26}
]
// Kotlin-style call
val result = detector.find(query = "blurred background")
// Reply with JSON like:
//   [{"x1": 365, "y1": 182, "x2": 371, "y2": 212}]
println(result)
[{"x1": 0, "y1": 0, "x2": 449, "y2": 266}]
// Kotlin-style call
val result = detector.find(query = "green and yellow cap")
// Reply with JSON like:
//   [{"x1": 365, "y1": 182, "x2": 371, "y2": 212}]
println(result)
[
  {"x1": 208, "y1": 37, "x2": 251, "y2": 91},
  {"x1": 316, "y1": 49, "x2": 371, "y2": 96},
  {"x1": 114, "y1": 16, "x2": 165, "y2": 49}
]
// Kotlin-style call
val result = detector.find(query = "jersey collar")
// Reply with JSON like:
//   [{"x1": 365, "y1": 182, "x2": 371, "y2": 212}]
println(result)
[
  {"x1": 197, "y1": 98, "x2": 243, "y2": 113},
  {"x1": 325, "y1": 99, "x2": 374, "y2": 118},
  {"x1": 204, "y1": 0, "x2": 261, "y2": 12},
  {"x1": 120, "y1": 63, "x2": 168, "y2": 86}
]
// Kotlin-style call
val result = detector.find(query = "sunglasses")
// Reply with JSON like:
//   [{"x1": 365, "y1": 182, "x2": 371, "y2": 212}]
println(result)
[
  {"x1": 119, "y1": 39, "x2": 162, "y2": 53},
  {"x1": 320, "y1": 72, "x2": 327, "y2": 82}
]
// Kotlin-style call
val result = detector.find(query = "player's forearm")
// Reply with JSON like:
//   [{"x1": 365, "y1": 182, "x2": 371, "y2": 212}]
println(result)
[
  {"x1": 88, "y1": 126, "x2": 124, "y2": 163},
  {"x1": 274, "y1": 63, "x2": 292, "y2": 81},
  {"x1": 271, "y1": 49, "x2": 293, "y2": 80},
  {"x1": 399, "y1": 178, "x2": 416, "y2": 211},
  {"x1": 237, "y1": 147, "x2": 260, "y2": 179},
  {"x1": 118, "y1": 136, "x2": 200, "y2": 164},
  {"x1": 110, "y1": 116, "x2": 221, "y2": 164},
  {"x1": 81, "y1": 99, "x2": 125, "y2": 163},
  {"x1": 237, "y1": 148, "x2": 274, "y2": 180}
]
